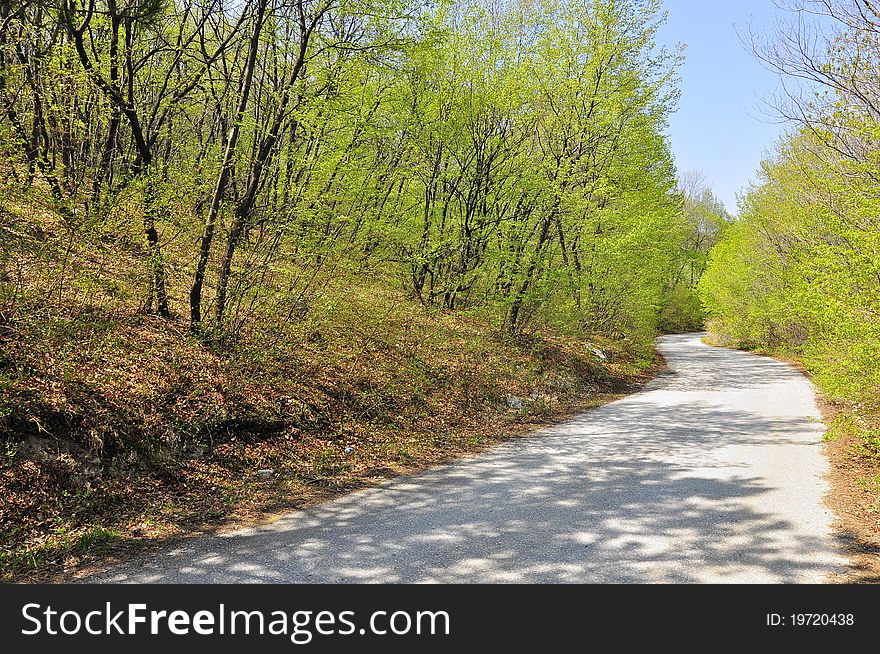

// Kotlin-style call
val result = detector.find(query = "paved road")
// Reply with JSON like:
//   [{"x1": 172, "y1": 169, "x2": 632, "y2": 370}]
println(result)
[{"x1": 87, "y1": 333, "x2": 845, "y2": 583}]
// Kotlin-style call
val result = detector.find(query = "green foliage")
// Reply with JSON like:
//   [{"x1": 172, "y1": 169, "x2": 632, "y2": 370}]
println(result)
[
  {"x1": 700, "y1": 0, "x2": 880, "y2": 419},
  {"x1": 386, "y1": 0, "x2": 687, "y2": 336},
  {"x1": 700, "y1": 125, "x2": 880, "y2": 404},
  {"x1": 0, "y1": 0, "x2": 697, "y2": 343},
  {"x1": 659, "y1": 172, "x2": 729, "y2": 333}
]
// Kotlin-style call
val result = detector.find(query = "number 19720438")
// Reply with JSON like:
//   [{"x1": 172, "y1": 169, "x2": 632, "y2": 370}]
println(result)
[{"x1": 766, "y1": 613, "x2": 854, "y2": 627}]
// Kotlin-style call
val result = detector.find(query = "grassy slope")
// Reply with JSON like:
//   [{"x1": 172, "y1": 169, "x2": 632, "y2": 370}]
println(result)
[{"x1": 0, "y1": 191, "x2": 661, "y2": 582}]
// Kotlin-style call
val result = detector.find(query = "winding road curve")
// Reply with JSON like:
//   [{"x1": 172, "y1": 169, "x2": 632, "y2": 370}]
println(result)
[{"x1": 88, "y1": 333, "x2": 845, "y2": 583}]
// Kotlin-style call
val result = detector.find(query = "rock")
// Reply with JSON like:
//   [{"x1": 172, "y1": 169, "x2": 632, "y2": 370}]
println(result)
[
  {"x1": 589, "y1": 346, "x2": 608, "y2": 361},
  {"x1": 506, "y1": 396, "x2": 524, "y2": 410},
  {"x1": 257, "y1": 469, "x2": 274, "y2": 479},
  {"x1": 344, "y1": 447, "x2": 353, "y2": 454}
]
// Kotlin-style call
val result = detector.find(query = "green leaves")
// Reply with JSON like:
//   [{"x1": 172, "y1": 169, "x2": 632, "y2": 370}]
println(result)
[
  {"x1": 378, "y1": 0, "x2": 684, "y2": 335},
  {"x1": 700, "y1": 119, "x2": 880, "y2": 399},
  {"x1": 1, "y1": 0, "x2": 688, "y2": 341}
]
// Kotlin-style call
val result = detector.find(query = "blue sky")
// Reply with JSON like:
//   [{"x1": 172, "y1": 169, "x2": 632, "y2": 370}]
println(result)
[{"x1": 657, "y1": 1, "x2": 788, "y2": 214}]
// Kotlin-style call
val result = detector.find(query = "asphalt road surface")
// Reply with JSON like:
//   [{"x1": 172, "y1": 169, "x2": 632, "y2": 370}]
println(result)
[{"x1": 87, "y1": 333, "x2": 845, "y2": 583}]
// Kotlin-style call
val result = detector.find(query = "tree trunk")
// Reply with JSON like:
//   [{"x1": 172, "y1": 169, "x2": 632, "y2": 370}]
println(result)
[
  {"x1": 214, "y1": 0, "x2": 324, "y2": 324},
  {"x1": 190, "y1": 0, "x2": 266, "y2": 329}
]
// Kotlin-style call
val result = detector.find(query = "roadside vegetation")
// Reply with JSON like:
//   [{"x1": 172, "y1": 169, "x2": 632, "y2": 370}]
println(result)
[
  {"x1": 0, "y1": 0, "x2": 725, "y2": 581},
  {"x1": 699, "y1": 0, "x2": 880, "y2": 580}
]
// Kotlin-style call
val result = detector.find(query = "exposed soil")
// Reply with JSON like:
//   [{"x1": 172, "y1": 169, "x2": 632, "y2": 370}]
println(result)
[{"x1": 819, "y1": 395, "x2": 880, "y2": 584}]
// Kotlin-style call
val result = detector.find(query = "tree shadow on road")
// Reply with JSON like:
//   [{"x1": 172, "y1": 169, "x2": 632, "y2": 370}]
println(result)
[{"x1": 91, "y1": 385, "x2": 842, "y2": 584}]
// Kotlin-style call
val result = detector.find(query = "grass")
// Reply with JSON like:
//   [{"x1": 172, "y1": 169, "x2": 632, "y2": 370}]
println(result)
[
  {"x1": 822, "y1": 404, "x2": 880, "y2": 463},
  {"x1": 0, "y1": 525, "x2": 119, "y2": 580}
]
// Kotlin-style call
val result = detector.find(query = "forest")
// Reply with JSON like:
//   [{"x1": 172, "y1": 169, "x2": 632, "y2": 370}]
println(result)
[
  {"x1": 0, "y1": 0, "x2": 726, "y2": 578},
  {"x1": 0, "y1": 0, "x2": 717, "y2": 337},
  {"x1": 700, "y1": 0, "x2": 880, "y2": 471}
]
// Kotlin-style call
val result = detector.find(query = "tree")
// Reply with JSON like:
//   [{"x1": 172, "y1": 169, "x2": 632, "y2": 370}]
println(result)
[
  {"x1": 58, "y1": 0, "x2": 248, "y2": 316},
  {"x1": 190, "y1": 0, "x2": 267, "y2": 329},
  {"x1": 704, "y1": 0, "x2": 880, "y2": 399},
  {"x1": 1, "y1": 0, "x2": 689, "y2": 345}
]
